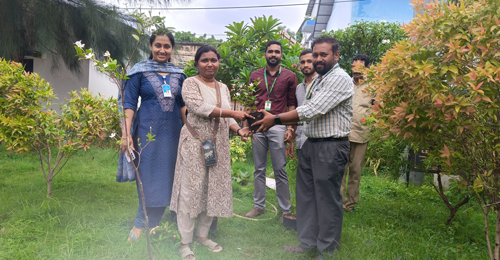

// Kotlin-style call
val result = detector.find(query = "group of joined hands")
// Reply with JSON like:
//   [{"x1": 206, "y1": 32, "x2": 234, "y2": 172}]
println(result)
[{"x1": 229, "y1": 110, "x2": 296, "y2": 157}]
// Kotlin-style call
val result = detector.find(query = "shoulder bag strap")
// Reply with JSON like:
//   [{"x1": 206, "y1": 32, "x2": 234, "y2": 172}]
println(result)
[{"x1": 184, "y1": 79, "x2": 222, "y2": 142}]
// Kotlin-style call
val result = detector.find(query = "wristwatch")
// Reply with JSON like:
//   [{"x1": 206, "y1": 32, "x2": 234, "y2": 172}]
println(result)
[
  {"x1": 236, "y1": 128, "x2": 242, "y2": 136},
  {"x1": 274, "y1": 114, "x2": 282, "y2": 125}
]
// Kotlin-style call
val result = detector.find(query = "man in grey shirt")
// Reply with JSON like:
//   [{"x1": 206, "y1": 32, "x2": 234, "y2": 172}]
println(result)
[{"x1": 288, "y1": 49, "x2": 317, "y2": 157}]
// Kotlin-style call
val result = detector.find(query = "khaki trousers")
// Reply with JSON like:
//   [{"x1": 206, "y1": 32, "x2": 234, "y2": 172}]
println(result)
[
  {"x1": 176, "y1": 168, "x2": 213, "y2": 245},
  {"x1": 340, "y1": 142, "x2": 368, "y2": 211}
]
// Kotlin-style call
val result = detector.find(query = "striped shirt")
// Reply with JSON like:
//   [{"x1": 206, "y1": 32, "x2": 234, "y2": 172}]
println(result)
[{"x1": 296, "y1": 64, "x2": 354, "y2": 138}]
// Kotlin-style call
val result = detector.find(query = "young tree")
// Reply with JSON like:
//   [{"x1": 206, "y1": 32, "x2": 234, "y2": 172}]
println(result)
[
  {"x1": 366, "y1": 0, "x2": 500, "y2": 258},
  {"x1": 0, "y1": 59, "x2": 120, "y2": 199}
]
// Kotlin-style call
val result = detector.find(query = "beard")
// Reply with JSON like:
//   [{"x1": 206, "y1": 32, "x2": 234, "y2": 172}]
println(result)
[
  {"x1": 266, "y1": 56, "x2": 281, "y2": 66},
  {"x1": 313, "y1": 60, "x2": 335, "y2": 75},
  {"x1": 302, "y1": 68, "x2": 315, "y2": 76}
]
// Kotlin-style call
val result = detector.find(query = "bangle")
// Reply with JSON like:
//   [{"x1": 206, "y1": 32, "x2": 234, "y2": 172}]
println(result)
[
  {"x1": 287, "y1": 127, "x2": 295, "y2": 133},
  {"x1": 219, "y1": 108, "x2": 223, "y2": 117}
]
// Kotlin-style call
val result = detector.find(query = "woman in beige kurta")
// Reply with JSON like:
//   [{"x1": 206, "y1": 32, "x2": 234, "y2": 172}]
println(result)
[{"x1": 170, "y1": 45, "x2": 252, "y2": 260}]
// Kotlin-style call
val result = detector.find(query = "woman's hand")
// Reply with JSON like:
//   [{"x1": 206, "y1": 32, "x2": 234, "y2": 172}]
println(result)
[
  {"x1": 121, "y1": 135, "x2": 134, "y2": 154},
  {"x1": 231, "y1": 111, "x2": 254, "y2": 121}
]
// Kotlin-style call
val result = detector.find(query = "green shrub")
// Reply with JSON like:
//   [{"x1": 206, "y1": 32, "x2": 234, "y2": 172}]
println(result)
[{"x1": 0, "y1": 59, "x2": 119, "y2": 199}]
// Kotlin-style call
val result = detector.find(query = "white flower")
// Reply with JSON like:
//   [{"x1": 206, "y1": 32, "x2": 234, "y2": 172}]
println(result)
[
  {"x1": 104, "y1": 51, "x2": 110, "y2": 57},
  {"x1": 380, "y1": 20, "x2": 387, "y2": 23},
  {"x1": 74, "y1": 41, "x2": 85, "y2": 48},
  {"x1": 382, "y1": 39, "x2": 391, "y2": 44},
  {"x1": 109, "y1": 133, "x2": 116, "y2": 138},
  {"x1": 235, "y1": 92, "x2": 241, "y2": 96},
  {"x1": 321, "y1": 29, "x2": 326, "y2": 33},
  {"x1": 85, "y1": 53, "x2": 94, "y2": 59},
  {"x1": 249, "y1": 83, "x2": 254, "y2": 87},
  {"x1": 103, "y1": 63, "x2": 109, "y2": 68}
]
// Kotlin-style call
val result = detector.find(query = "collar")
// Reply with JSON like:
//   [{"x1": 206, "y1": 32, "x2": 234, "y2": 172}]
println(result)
[
  {"x1": 317, "y1": 63, "x2": 339, "y2": 80},
  {"x1": 264, "y1": 65, "x2": 281, "y2": 76}
]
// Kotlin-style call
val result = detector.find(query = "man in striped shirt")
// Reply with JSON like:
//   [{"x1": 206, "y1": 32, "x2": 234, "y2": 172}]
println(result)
[{"x1": 252, "y1": 36, "x2": 353, "y2": 259}]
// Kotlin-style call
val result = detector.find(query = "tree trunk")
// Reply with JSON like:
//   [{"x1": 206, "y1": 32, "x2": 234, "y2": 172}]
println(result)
[
  {"x1": 495, "y1": 206, "x2": 500, "y2": 260},
  {"x1": 46, "y1": 179, "x2": 52, "y2": 200},
  {"x1": 484, "y1": 206, "x2": 494, "y2": 260},
  {"x1": 446, "y1": 197, "x2": 469, "y2": 225},
  {"x1": 432, "y1": 173, "x2": 469, "y2": 224}
]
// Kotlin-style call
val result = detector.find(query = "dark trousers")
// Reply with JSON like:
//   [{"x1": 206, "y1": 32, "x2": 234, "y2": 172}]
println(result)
[{"x1": 296, "y1": 138, "x2": 350, "y2": 253}]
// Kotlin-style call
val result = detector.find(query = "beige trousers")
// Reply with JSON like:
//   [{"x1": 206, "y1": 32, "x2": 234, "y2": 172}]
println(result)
[
  {"x1": 340, "y1": 142, "x2": 368, "y2": 211},
  {"x1": 176, "y1": 169, "x2": 213, "y2": 245}
]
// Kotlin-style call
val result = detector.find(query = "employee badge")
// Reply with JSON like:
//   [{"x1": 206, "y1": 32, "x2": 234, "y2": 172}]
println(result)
[
  {"x1": 162, "y1": 84, "x2": 172, "y2": 97},
  {"x1": 265, "y1": 100, "x2": 272, "y2": 111}
]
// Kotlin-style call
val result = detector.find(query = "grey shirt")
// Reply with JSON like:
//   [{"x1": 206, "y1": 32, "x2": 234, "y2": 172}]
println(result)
[{"x1": 295, "y1": 81, "x2": 308, "y2": 149}]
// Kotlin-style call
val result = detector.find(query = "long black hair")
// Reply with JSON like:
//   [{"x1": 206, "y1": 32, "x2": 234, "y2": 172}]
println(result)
[{"x1": 149, "y1": 29, "x2": 175, "y2": 62}]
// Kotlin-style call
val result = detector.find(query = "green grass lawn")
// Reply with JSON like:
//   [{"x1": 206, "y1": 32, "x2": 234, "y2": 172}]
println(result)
[{"x1": 0, "y1": 147, "x2": 491, "y2": 259}]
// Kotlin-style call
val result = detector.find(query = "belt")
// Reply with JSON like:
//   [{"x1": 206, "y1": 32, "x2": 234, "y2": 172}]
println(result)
[{"x1": 308, "y1": 137, "x2": 348, "y2": 142}]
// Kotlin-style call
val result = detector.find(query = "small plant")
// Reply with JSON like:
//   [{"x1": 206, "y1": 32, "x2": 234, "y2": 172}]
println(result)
[
  {"x1": 229, "y1": 137, "x2": 251, "y2": 163},
  {"x1": 232, "y1": 169, "x2": 251, "y2": 186},
  {"x1": 150, "y1": 221, "x2": 181, "y2": 246},
  {"x1": 288, "y1": 193, "x2": 297, "y2": 216}
]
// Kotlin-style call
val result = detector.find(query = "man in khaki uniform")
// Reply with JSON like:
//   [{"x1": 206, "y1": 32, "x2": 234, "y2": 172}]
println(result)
[{"x1": 340, "y1": 54, "x2": 373, "y2": 212}]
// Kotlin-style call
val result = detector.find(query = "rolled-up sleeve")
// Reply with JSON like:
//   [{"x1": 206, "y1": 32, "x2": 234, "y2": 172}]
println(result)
[
  {"x1": 296, "y1": 74, "x2": 353, "y2": 122},
  {"x1": 182, "y1": 78, "x2": 215, "y2": 118},
  {"x1": 124, "y1": 73, "x2": 141, "y2": 111}
]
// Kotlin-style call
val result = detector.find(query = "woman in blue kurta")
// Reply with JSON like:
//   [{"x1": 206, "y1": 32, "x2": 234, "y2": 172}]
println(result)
[{"x1": 116, "y1": 31, "x2": 186, "y2": 242}]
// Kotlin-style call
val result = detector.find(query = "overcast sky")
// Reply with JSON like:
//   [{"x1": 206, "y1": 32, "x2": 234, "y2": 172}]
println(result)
[{"x1": 106, "y1": 0, "x2": 308, "y2": 39}]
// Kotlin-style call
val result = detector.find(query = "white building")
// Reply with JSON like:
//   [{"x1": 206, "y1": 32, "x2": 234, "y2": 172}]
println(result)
[
  {"x1": 23, "y1": 55, "x2": 118, "y2": 105},
  {"x1": 299, "y1": 0, "x2": 416, "y2": 47}
]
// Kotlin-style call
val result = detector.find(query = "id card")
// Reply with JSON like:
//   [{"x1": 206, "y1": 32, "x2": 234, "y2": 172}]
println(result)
[
  {"x1": 162, "y1": 85, "x2": 172, "y2": 97},
  {"x1": 264, "y1": 100, "x2": 272, "y2": 111},
  {"x1": 202, "y1": 140, "x2": 217, "y2": 166}
]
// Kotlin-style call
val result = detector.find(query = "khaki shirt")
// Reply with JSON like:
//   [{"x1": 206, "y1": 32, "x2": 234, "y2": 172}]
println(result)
[{"x1": 349, "y1": 81, "x2": 373, "y2": 143}]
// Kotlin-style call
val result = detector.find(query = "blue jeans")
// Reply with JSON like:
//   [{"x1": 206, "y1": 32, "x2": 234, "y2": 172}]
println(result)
[{"x1": 135, "y1": 206, "x2": 166, "y2": 229}]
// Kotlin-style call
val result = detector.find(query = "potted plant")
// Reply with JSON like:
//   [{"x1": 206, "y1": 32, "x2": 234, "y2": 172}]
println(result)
[{"x1": 283, "y1": 194, "x2": 297, "y2": 230}]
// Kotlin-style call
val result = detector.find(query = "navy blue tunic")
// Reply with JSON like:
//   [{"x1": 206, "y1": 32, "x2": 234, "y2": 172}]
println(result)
[{"x1": 124, "y1": 72, "x2": 186, "y2": 207}]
